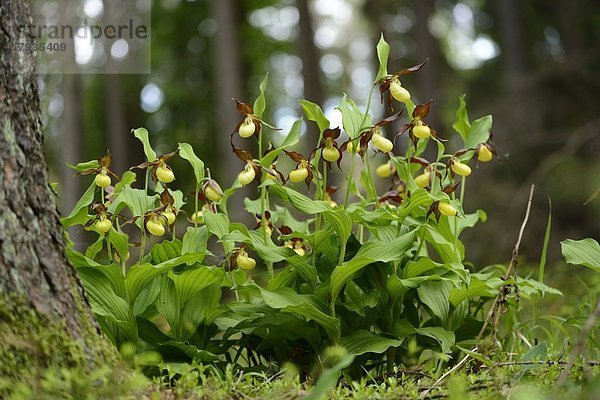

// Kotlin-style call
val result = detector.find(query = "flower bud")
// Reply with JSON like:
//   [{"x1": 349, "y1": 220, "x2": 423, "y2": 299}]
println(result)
[
  {"x1": 478, "y1": 144, "x2": 493, "y2": 162},
  {"x1": 413, "y1": 125, "x2": 431, "y2": 140},
  {"x1": 156, "y1": 164, "x2": 175, "y2": 183},
  {"x1": 289, "y1": 167, "x2": 309, "y2": 183},
  {"x1": 451, "y1": 161, "x2": 472, "y2": 177},
  {"x1": 238, "y1": 117, "x2": 256, "y2": 138},
  {"x1": 389, "y1": 79, "x2": 411, "y2": 103},
  {"x1": 146, "y1": 218, "x2": 165, "y2": 236},
  {"x1": 346, "y1": 141, "x2": 354, "y2": 154},
  {"x1": 414, "y1": 171, "x2": 431, "y2": 188},
  {"x1": 191, "y1": 210, "x2": 204, "y2": 224},
  {"x1": 237, "y1": 250, "x2": 256, "y2": 270},
  {"x1": 238, "y1": 164, "x2": 256, "y2": 186},
  {"x1": 438, "y1": 202, "x2": 457, "y2": 217},
  {"x1": 371, "y1": 133, "x2": 394, "y2": 153},
  {"x1": 95, "y1": 218, "x2": 112, "y2": 234},
  {"x1": 204, "y1": 180, "x2": 224, "y2": 202},
  {"x1": 322, "y1": 147, "x2": 340, "y2": 163},
  {"x1": 376, "y1": 162, "x2": 396, "y2": 178},
  {"x1": 95, "y1": 171, "x2": 111, "y2": 188}
]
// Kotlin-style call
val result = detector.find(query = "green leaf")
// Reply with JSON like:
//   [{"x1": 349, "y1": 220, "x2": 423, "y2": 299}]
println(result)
[
  {"x1": 182, "y1": 226, "x2": 208, "y2": 255},
  {"x1": 280, "y1": 118, "x2": 303, "y2": 149},
  {"x1": 449, "y1": 276, "x2": 495, "y2": 306},
  {"x1": 330, "y1": 231, "x2": 416, "y2": 306},
  {"x1": 61, "y1": 181, "x2": 96, "y2": 227},
  {"x1": 241, "y1": 284, "x2": 341, "y2": 343},
  {"x1": 452, "y1": 95, "x2": 470, "y2": 141},
  {"x1": 114, "y1": 171, "x2": 137, "y2": 194},
  {"x1": 109, "y1": 185, "x2": 157, "y2": 220},
  {"x1": 465, "y1": 115, "x2": 492, "y2": 149},
  {"x1": 299, "y1": 100, "x2": 330, "y2": 133},
  {"x1": 417, "y1": 281, "x2": 452, "y2": 321},
  {"x1": 253, "y1": 73, "x2": 268, "y2": 118},
  {"x1": 178, "y1": 142, "x2": 205, "y2": 185},
  {"x1": 336, "y1": 94, "x2": 370, "y2": 139},
  {"x1": 126, "y1": 252, "x2": 210, "y2": 305},
  {"x1": 132, "y1": 127, "x2": 157, "y2": 161},
  {"x1": 150, "y1": 239, "x2": 182, "y2": 264},
  {"x1": 341, "y1": 330, "x2": 402, "y2": 356},
  {"x1": 66, "y1": 159, "x2": 99, "y2": 173},
  {"x1": 270, "y1": 185, "x2": 331, "y2": 214},
  {"x1": 108, "y1": 228, "x2": 129, "y2": 262},
  {"x1": 561, "y1": 238, "x2": 600, "y2": 272},
  {"x1": 375, "y1": 34, "x2": 390, "y2": 83},
  {"x1": 323, "y1": 209, "x2": 353, "y2": 254},
  {"x1": 171, "y1": 266, "x2": 225, "y2": 304},
  {"x1": 132, "y1": 277, "x2": 161, "y2": 316},
  {"x1": 393, "y1": 320, "x2": 455, "y2": 353},
  {"x1": 77, "y1": 267, "x2": 135, "y2": 341},
  {"x1": 203, "y1": 211, "x2": 230, "y2": 239}
]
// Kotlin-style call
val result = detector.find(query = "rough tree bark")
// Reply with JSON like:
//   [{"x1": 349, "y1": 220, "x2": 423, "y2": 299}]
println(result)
[{"x1": 0, "y1": 0, "x2": 113, "y2": 390}]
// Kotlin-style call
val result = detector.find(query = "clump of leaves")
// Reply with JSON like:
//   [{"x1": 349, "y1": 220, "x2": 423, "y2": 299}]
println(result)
[{"x1": 62, "y1": 35, "x2": 557, "y2": 385}]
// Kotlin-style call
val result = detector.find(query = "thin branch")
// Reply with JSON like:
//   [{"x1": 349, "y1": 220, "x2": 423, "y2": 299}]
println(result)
[
  {"x1": 419, "y1": 351, "x2": 473, "y2": 398},
  {"x1": 477, "y1": 184, "x2": 535, "y2": 343}
]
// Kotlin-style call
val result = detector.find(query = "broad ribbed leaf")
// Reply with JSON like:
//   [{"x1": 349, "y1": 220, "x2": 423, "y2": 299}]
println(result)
[
  {"x1": 561, "y1": 238, "x2": 600, "y2": 272},
  {"x1": 242, "y1": 284, "x2": 341, "y2": 342},
  {"x1": 253, "y1": 73, "x2": 268, "y2": 118},
  {"x1": 280, "y1": 118, "x2": 302, "y2": 148},
  {"x1": 336, "y1": 94, "x2": 371, "y2": 139},
  {"x1": 323, "y1": 209, "x2": 352, "y2": 253},
  {"x1": 330, "y1": 231, "x2": 416, "y2": 306},
  {"x1": 170, "y1": 266, "x2": 225, "y2": 304},
  {"x1": 452, "y1": 95, "x2": 470, "y2": 140},
  {"x1": 417, "y1": 281, "x2": 452, "y2": 320},
  {"x1": 299, "y1": 100, "x2": 329, "y2": 133},
  {"x1": 178, "y1": 142, "x2": 205, "y2": 185},
  {"x1": 465, "y1": 115, "x2": 492, "y2": 149},
  {"x1": 182, "y1": 226, "x2": 208, "y2": 255},
  {"x1": 341, "y1": 330, "x2": 401, "y2": 356},
  {"x1": 108, "y1": 228, "x2": 129, "y2": 261},
  {"x1": 270, "y1": 185, "x2": 331, "y2": 214},
  {"x1": 393, "y1": 320, "x2": 455, "y2": 353},
  {"x1": 108, "y1": 185, "x2": 157, "y2": 221},
  {"x1": 61, "y1": 181, "x2": 96, "y2": 227},
  {"x1": 132, "y1": 127, "x2": 157, "y2": 161},
  {"x1": 203, "y1": 211, "x2": 230, "y2": 239},
  {"x1": 126, "y1": 252, "x2": 209, "y2": 304}
]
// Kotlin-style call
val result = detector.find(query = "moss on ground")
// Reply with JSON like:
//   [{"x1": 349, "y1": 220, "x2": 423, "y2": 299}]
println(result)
[{"x1": 0, "y1": 294, "x2": 146, "y2": 399}]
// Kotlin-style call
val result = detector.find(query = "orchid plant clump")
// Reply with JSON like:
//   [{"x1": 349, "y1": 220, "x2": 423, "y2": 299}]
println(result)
[{"x1": 62, "y1": 35, "x2": 554, "y2": 379}]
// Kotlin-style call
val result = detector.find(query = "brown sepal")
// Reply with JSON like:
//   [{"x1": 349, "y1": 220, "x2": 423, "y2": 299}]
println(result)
[
  {"x1": 160, "y1": 188, "x2": 175, "y2": 206},
  {"x1": 233, "y1": 99, "x2": 254, "y2": 115},
  {"x1": 442, "y1": 182, "x2": 460, "y2": 195},
  {"x1": 395, "y1": 59, "x2": 429, "y2": 77},
  {"x1": 412, "y1": 100, "x2": 433, "y2": 119}
]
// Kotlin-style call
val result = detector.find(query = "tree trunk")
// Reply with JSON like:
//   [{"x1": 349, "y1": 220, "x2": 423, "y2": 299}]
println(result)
[{"x1": 0, "y1": 0, "x2": 113, "y2": 391}]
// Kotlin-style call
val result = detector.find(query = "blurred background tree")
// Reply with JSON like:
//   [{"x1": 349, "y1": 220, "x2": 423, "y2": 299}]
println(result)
[{"x1": 39, "y1": 0, "x2": 600, "y2": 267}]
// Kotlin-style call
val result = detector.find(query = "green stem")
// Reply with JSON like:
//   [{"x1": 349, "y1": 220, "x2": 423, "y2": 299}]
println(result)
[
  {"x1": 365, "y1": 150, "x2": 378, "y2": 207},
  {"x1": 343, "y1": 153, "x2": 356, "y2": 209},
  {"x1": 194, "y1": 183, "x2": 199, "y2": 228},
  {"x1": 258, "y1": 122, "x2": 273, "y2": 278},
  {"x1": 342, "y1": 84, "x2": 376, "y2": 208},
  {"x1": 138, "y1": 169, "x2": 150, "y2": 265}
]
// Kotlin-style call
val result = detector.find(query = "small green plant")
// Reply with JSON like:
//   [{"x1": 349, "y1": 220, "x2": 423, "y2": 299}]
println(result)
[{"x1": 61, "y1": 35, "x2": 554, "y2": 382}]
